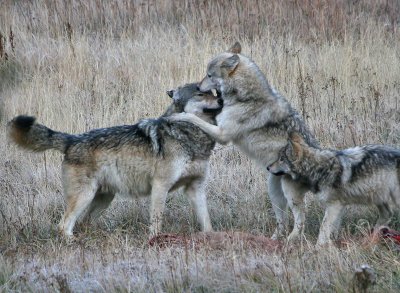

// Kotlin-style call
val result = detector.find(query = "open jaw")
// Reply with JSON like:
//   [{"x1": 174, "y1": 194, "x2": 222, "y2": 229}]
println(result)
[
  {"x1": 210, "y1": 88, "x2": 222, "y2": 98},
  {"x1": 196, "y1": 88, "x2": 223, "y2": 115},
  {"x1": 202, "y1": 106, "x2": 222, "y2": 115},
  {"x1": 203, "y1": 97, "x2": 223, "y2": 115},
  {"x1": 270, "y1": 171, "x2": 286, "y2": 176}
]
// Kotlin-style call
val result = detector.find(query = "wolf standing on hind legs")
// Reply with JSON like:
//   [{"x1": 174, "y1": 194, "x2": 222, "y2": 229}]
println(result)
[
  {"x1": 8, "y1": 83, "x2": 223, "y2": 238},
  {"x1": 170, "y1": 42, "x2": 318, "y2": 241}
]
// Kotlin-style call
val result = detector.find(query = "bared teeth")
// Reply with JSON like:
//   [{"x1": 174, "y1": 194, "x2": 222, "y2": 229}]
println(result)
[{"x1": 211, "y1": 89, "x2": 217, "y2": 97}]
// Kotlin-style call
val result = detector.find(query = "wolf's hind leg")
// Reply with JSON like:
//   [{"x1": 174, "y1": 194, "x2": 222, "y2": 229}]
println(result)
[
  {"x1": 185, "y1": 179, "x2": 213, "y2": 232},
  {"x1": 85, "y1": 191, "x2": 116, "y2": 221},
  {"x1": 58, "y1": 179, "x2": 98, "y2": 237},
  {"x1": 267, "y1": 174, "x2": 288, "y2": 239},
  {"x1": 316, "y1": 201, "x2": 344, "y2": 246},
  {"x1": 149, "y1": 180, "x2": 171, "y2": 236},
  {"x1": 376, "y1": 203, "x2": 393, "y2": 227}
]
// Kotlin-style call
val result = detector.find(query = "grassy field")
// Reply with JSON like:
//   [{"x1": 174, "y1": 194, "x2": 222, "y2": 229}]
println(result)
[{"x1": 1, "y1": 0, "x2": 400, "y2": 291}]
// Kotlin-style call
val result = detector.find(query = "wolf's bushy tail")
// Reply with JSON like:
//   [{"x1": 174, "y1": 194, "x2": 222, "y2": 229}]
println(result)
[{"x1": 8, "y1": 115, "x2": 74, "y2": 153}]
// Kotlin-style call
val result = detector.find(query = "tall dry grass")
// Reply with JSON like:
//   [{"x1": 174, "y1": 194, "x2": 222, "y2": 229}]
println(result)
[{"x1": 1, "y1": 0, "x2": 400, "y2": 291}]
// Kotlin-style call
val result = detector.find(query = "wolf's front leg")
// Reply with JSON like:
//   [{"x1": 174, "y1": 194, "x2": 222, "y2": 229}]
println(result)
[
  {"x1": 149, "y1": 181, "x2": 170, "y2": 236},
  {"x1": 281, "y1": 177, "x2": 308, "y2": 242},
  {"x1": 185, "y1": 179, "x2": 213, "y2": 232},
  {"x1": 85, "y1": 191, "x2": 115, "y2": 221},
  {"x1": 169, "y1": 113, "x2": 230, "y2": 144},
  {"x1": 316, "y1": 201, "x2": 344, "y2": 246},
  {"x1": 267, "y1": 174, "x2": 288, "y2": 239}
]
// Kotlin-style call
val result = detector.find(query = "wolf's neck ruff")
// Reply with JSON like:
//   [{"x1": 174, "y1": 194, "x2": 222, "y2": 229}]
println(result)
[
  {"x1": 224, "y1": 56, "x2": 283, "y2": 103},
  {"x1": 292, "y1": 147, "x2": 342, "y2": 192}
]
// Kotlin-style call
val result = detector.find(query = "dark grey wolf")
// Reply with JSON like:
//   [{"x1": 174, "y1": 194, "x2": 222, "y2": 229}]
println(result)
[
  {"x1": 268, "y1": 132, "x2": 400, "y2": 245},
  {"x1": 170, "y1": 42, "x2": 318, "y2": 241},
  {"x1": 8, "y1": 83, "x2": 223, "y2": 237}
]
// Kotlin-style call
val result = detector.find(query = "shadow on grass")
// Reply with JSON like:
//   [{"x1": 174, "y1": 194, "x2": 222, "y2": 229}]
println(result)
[{"x1": 0, "y1": 57, "x2": 22, "y2": 121}]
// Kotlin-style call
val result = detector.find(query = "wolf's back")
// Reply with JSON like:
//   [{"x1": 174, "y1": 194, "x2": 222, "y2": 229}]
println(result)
[{"x1": 8, "y1": 115, "x2": 73, "y2": 153}]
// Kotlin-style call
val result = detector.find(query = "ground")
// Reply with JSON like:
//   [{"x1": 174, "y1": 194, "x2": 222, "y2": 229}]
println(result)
[{"x1": 1, "y1": 0, "x2": 400, "y2": 291}]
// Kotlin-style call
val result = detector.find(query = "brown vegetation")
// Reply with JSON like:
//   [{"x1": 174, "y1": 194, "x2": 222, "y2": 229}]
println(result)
[{"x1": 1, "y1": 0, "x2": 400, "y2": 291}]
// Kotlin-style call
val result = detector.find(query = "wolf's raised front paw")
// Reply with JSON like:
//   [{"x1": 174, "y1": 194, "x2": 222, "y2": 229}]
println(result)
[
  {"x1": 168, "y1": 112, "x2": 193, "y2": 122},
  {"x1": 167, "y1": 112, "x2": 187, "y2": 121}
]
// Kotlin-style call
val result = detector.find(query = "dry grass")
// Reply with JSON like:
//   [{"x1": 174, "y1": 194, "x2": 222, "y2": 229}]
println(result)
[{"x1": 1, "y1": 0, "x2": 400, "y2": 291}]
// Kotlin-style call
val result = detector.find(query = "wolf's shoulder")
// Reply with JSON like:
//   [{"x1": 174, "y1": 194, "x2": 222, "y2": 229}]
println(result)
[
  {"x1": 337, "y1": 145, "x2": 400, "y2": 181},
  {"x1": 339, "y1": 145, "x2": 400, "y2": 162},
  {"x1": 140, "y1": 117, "x2": 215, "y2": 158},
  {"x1": 286, "y1": 110, "x2": 319, "y2": 148}
]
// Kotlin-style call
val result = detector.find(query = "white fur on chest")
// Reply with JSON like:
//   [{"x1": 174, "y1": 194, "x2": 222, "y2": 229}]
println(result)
[{"x1": 235, "y1": 134, "x2": 286, "y2": 167}]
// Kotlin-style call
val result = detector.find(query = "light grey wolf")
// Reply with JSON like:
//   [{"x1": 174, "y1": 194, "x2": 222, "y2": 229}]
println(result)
[
  {"x1": 170, "y1": 42, "x2": 318, "y2": 241},
  {"x1": 8, "y1": 83, "x2": 223, "y2": 237},
  {"x1": 268, "y1": 132, "x2": 400, "y2": 245}
]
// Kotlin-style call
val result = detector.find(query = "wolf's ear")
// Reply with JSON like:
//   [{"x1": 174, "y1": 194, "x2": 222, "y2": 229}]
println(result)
[
  {"x1": 290, "y1": 139, "x2": 304, "y2": 160},
  {"x1": 289, "y1": 132, "x2": 307, "y2": 146},
  {"x1": 289, "y1": 132, "x2": 304, "y2": 159},
  {"x1": 221, "y1": 55, "x2": 240, "y2": 72},
  {"x1": 166, "y1": 89, "x2": 174, "y2": 98},
  {"x1": 228, "y1": 42, "x2": 241, "y2": 54}
]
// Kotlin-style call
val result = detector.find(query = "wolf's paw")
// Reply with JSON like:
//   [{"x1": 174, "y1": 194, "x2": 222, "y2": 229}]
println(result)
[
  {"x1": 168, "y1": 112, "x2": 195, "y2": 122},
  {"x1": 57, "y1": 226, "x2": 75, "y2": 242},
  {"x1": 315, "y1": 241, "x2": 338, "y2": 252},
  {"x1": 286, "y1": 231, "x2": 302, "y2": 243},
  {"x1": 315, "y1": 239, "x2": 335, "y2": 248},
  {"x1": 57, "y1": 232, "x2": 76, "y2": 245},
  {"x1": 271, "y1": 228, "x2": 286, "y2": 240}
]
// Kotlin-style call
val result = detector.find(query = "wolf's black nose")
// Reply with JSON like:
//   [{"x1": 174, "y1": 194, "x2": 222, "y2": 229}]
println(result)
[
  {"x1": 217, "y1": 98, "x2": 223, "y2": 106},
  {"x1": 196, "y1": 85, "x2": 200, "y2": 91},
  {"x1": 266, "y1": 166, "x2": 270, "y2": 171}
]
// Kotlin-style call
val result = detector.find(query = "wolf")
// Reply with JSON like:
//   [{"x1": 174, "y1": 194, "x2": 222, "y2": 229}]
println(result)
[
  {"x1": 170, "y1": 42, "x2": 318, "y2": 241},
  {"x1": 8, "y1": 83, "x2": 223, "y2": 237},
  {"x1": 268, "y1": 132, "x2": 400, "y2": 245}
]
